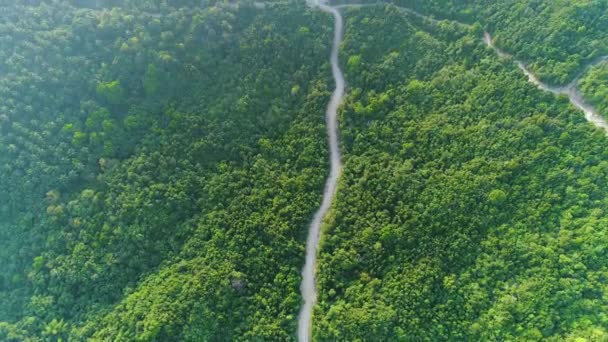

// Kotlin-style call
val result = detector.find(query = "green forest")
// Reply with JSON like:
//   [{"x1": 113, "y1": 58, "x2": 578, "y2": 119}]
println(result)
[
  {"x1": 2, "y1": 0, "x2": 608, "y2": 341},
  {"x1": 580, "y1": 63, "x2": 608, "y2": 119}
]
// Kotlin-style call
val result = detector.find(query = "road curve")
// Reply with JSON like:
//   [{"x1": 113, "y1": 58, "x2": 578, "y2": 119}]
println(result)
[
  {"x1": 296, "y1": 6, "x2": 608, "y2": 341},
  {"x1": 297, "y1": 1, "x2": 345, "y2": 341},
  {"x1": 484, "y1": 32, "x2": 608, "y2": 134}
]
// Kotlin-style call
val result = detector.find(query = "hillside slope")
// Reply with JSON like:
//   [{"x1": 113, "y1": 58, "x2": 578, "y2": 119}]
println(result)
[
  {"x1": 315, "y1": 5, "x2": 608, "y2": 341},
  {"x1": 1, "y1": 1, "x2": 334, "y2": 340},
  {"x1": 2, "y1": 1, "x2": 608, "y2": 341}
]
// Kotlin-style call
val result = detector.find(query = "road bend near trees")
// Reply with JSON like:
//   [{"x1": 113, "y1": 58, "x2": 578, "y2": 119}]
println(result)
[
  {"x1": 484, "y1": 32, "x2": 608, "y2": 133},
  {"x1": 297, "y1": 4, "x2": 608, "y2": 341},
  {"x1": 297, "y1": 0, "x2": 344, "y2": 341}
]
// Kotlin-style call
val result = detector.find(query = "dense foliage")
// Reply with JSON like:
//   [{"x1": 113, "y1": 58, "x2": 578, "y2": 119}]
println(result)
[
  {"x1": 314, "y1": 5, "x2": 608, "y2": 341},
  {"x1": 579, "y1": 62, "x2": 608, "y2": 119},
  {"x1": 478, "y1": 0, "x2": 608, "y2": 85},
  {"x1": 1, "y1": 1, "x2": 334, "y2": 340},
  {"x1": 3, "y1": 0, "x2": 608, "y2": 341},
  {"x1": 391, "y1": 0, "x2": 608, "y2": 85}
]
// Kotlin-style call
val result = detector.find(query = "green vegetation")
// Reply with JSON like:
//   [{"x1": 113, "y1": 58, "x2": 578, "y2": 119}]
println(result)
[
  {"x1": 0, "y1": 1, "x2": 334, "y2": 340},
  {"x1": 392, "y1": 0, "x2": 608, "y2": 85},
  {"x1": 579, "y1": 62, "x2": 608, "y2": 118},
  {"x1": 2, "y1": 0, "x2": 608, "y2": 341},
  {"x1": 478, "y1": 1, "x2": 608, "y2": 85},
  {"x1": 314, "y1": 5, "x2": 608, "y2": 341}
]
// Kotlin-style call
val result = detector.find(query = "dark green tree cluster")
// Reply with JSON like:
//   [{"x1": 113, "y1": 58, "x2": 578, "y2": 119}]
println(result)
[
  {"x1": 4, "y1": 0, "x2": 608, "y2": 341},
  {"x1": 579, "y1": 62, "x2": 608, "y2": 119},
  {"x1": 476, "y1": 0, "x2": 608, "y2": 85},
  {"x1": 0, "y1": 0, "x2": 336, "y2": 340},
  {"x1": 388, "y1": 0, "x2": 608, "y2": 85},
  {"x1": 314, "y1": 5, "x2": 608, "y2": 341}
]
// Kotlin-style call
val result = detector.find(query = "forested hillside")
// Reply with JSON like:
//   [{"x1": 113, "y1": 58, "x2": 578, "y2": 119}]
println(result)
[
  {"x1": 580, "y1": 63, "x2": 608, "y2": 119},
  {"x1": 392, "y1": 0, "x2": 608, "y2": 85},
  {"x1": 1, "y1": 1, "x2": 335, "y2": 340},
  {"x1": 2, "y1": 0, "x2": 608, "y2": 341},
  {"x1": 314, "y1": 4, "x2": 608, "y2": 340}
]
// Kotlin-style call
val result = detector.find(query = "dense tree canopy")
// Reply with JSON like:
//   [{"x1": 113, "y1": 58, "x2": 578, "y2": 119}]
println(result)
[
  {"x1": 314, "y1": 4, "x2": 608, "y2": 341},
  {"x1": 2, "y1": 0, "x2": 608, "y2": 341},
  {"x1": 579, "y1": 62, "x2": 608, "y2": 119},
  {"x1": 389, "y1": 0, "x2": 608, "y2": 85},
  {"x1": 0, "y1": 1, "x2": 334, "y2": 340}
]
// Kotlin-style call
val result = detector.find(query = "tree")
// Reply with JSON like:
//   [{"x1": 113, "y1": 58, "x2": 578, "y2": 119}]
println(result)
[{"x1": 96, "y1": 80, "x2": 126, "y2": 105}]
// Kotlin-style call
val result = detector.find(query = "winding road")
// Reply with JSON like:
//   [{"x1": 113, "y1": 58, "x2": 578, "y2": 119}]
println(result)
[
  {"x1": 297, "y1": 1, "x2": 345, "y2": 341},
  {"x1": 483, "y1": 32, "x2": 608, "y2": 134},
  {"x1": 296, "y1": 4, "x2": 608, "y2": 341}
]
